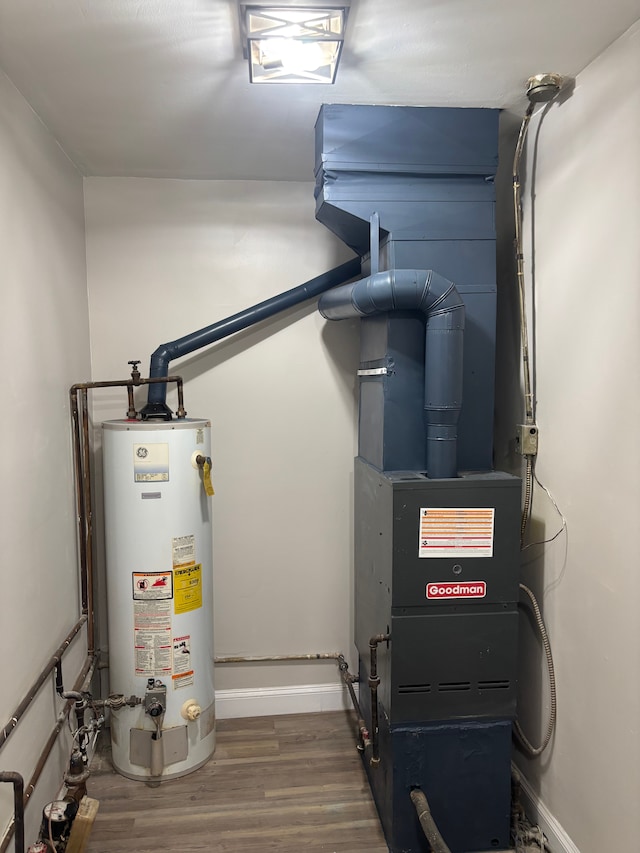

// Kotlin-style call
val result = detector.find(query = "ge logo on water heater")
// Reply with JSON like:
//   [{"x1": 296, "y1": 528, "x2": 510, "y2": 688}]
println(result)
[{"x1": 136, "y1": 447, "x2": 149, "y2": 458}]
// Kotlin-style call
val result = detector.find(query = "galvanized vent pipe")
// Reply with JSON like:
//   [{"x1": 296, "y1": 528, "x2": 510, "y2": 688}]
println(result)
[
  {"x1": 141, "y1": 257, "x2": 361, "y2": 419},
  {"x1": 319, "y1": 269, "x2": 464, "y2": 479}
]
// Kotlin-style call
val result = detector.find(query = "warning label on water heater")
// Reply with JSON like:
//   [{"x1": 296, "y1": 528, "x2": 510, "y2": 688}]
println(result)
[
  {"x1": 133, "y1": 600, "x2": 172, "y2": 677},
  {"x1": 132, "y1": 571, "x2": 173, "y2": 600},
  {"x1": 174, "y1": 564, "x2": 202, "y2": 614},
  {"x1": 172, "y1": 534, "x2": 195, "y2": 568},
  {"x1": 418, "y1": 507, "x2": 495, "y2": 558},
  {"x1": 172, "y1": 634, "x2": 194, "y2": 689}
]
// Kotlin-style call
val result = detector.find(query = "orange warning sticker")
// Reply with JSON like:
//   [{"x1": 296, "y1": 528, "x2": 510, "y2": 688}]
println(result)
[{"x1": 419, "y1": 507, "x2": 495, "y2": 558}]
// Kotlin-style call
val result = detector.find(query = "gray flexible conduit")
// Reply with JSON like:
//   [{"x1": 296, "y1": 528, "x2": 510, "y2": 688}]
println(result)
[
  {"x1": 515, "y1": 583, "x2": 557, "y2": 757},
  {"x1": 409, "y1": 789, "x2": 452, "y2": 853},
  {"x1": 521, "y1": 456, "x2": 534, "y2": 545}
]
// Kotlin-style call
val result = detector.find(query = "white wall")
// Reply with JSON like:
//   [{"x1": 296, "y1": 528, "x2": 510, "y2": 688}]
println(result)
[
  {"x1": 495, "y1": 21, "x2": 640, "y2": 852},
  {"x1": 84, "y1": 178, "x2": 360, "y2": 695},
  {"x1": 0, "y1": 70, "x2": 90, "y2": 844}
]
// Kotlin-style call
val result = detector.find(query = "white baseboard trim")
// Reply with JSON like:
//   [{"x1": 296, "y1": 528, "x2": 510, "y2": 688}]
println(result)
[
  {"x1": 215, "y1": 681, "x2": 355, "y2": 720},
  {"x1": 518, "y1": 771, "x2": 581, "y2": 853}
]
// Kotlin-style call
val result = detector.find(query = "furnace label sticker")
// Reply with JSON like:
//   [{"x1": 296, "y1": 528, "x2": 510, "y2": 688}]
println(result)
[
  {"x1": 418, "y1": 507, "x2": 495, "y2": 558},
  {"x1": 174, "y1": 564, "x2": 202, "y2": 614},
  {"x1": 133, "y1": 600, "x2": 172, "y2": 677},
  {"x1": 426, "y1": 581, "x2": 487, "y2": 600},
  {"x1": 172, "y1": 634, "x2": 194, "y2": 689},
  {"x1": 172, "y1": 534, "x2": 196, "y2": 568},
  {"x1": 133, "y1": 442, "x2": 169, "y2": 482},
  {"x1": 132, "y1": 571, "x2": 173, "y2": 600}
]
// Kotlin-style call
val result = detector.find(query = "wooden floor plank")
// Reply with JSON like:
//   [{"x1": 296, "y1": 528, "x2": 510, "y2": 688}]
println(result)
[{"x1": 86, "y1": 710, "x2": 389, "y2": 853}]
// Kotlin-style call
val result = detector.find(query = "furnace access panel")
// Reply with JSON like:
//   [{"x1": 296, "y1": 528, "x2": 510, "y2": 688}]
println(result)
[{"x1": 354, "y1": 459, "x2": 521, "y2": 725}]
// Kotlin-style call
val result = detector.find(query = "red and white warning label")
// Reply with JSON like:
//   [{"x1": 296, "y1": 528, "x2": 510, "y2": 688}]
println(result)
[
  {"x1": 426, "y1": 581, "x2": 487, "y2": 600},
  {"x1": 418, "y1": 507, "x2": 495, "y2": 558},
  {"x1": 132, "y1": 571, "x2": 173, "y2": 600},
  {"x1": 133, "y1": 600, "x2": 172, "y2": 677},
  {"x1": 172, "y1": 634, "x2": 194, "y2": 689}
]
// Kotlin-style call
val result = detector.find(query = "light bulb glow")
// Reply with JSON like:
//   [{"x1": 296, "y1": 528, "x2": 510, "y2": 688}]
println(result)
[
  {"x1": 260, "y1": 38, "x2": 325, "y2": 72},
  {"x1": 244, "y1": 5, "x2": 346, "y2": 83}
]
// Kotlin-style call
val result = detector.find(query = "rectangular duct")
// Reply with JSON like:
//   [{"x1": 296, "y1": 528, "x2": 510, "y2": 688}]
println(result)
[{"x1": 315, "y1": 104, "x2": 499, "y2": 473}]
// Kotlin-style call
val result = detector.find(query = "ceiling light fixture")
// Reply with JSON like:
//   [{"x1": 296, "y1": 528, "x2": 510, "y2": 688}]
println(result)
[{"x1": 240, "y1": 3, "x2": 348, "y2": 84}]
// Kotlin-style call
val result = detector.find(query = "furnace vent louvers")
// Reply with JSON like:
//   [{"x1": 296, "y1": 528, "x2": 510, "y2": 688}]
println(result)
[{"x1": 319, "y1": 269, "x2": 464, "y2": 478}]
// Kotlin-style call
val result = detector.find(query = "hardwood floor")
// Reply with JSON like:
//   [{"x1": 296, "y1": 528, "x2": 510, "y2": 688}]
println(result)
[{"x1": 86, "y1": 711, "x2": 390, "y2": 853}]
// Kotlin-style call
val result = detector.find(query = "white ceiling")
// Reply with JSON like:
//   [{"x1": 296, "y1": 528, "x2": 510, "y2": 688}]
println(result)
[{"x1": 0, "y1": 0, "x2": 637, "y2": 181}]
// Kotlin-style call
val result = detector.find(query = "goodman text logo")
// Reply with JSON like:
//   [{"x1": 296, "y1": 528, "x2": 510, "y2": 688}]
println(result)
[{"x1": 426, "y1": 581, "x2": 487, "y2": 600}]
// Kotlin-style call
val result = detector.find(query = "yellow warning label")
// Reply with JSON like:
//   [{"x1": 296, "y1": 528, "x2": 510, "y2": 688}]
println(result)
[{"x1": 174, "y1": 564, "x2": 202, "y2": 614}]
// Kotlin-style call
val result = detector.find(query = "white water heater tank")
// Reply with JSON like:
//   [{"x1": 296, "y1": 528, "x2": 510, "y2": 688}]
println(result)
[{"x1": 102, "y1": 418, "x2": 215, "y2": 781}]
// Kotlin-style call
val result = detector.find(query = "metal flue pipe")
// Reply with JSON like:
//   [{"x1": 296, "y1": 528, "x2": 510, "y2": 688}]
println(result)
[
  {"x1": 319, "y1": 269, "x2": 465, "y2": 479},
  {"x1": 142, "y1": 257, "x2": 361, "y2": 419}
]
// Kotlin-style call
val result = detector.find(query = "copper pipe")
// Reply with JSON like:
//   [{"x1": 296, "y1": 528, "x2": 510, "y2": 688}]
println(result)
[
  {"x1": 369, "y1": 633, "x2": 390, "y2": 767},
  {"x1": 337, "y1": 655, "x2": 370, "y2": 752},
  {"x1": 70, "y1": 375, "x2": 185, "y2": 395},
  {"x1": 215, "y1": 652, "x2": 371, "y2": 753},
  {"x1": 0, "y1": 773, "x2": 24, "y2": 853},
  {"x1": 80, "y1": 389, "x2": 95, "y2": 656},
  {"x1": 214, "y1": 653, "x2": 341, "y2": 663},
  {"x1": 176, "y1": 380, "x2": 186, "y2": 418},
  {"x1": 126, "y1": 385, "x2": 137, "y2": 419},
  {"x1": 0, "y1": 654, "x2": 98, "y2": 853},
  {"x1": 69, "y1": 373, "x2": 186, "y2": 658},
  {"x1": 70, "y1": 389, "x2": 88, "y2": 616},
  {"x1": 0, "y1": 616, "x2": 87, "y2": 751}
]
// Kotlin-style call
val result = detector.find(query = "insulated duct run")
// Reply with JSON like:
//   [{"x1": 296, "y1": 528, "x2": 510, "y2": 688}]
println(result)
[{"x1": 319, "y1": 269, "x2": 464, "y2": 479}]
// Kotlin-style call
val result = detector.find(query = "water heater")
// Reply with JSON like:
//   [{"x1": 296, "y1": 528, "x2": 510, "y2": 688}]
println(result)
[{"x1": 102, "y1": 418, "x2": 215, "y2": 781}]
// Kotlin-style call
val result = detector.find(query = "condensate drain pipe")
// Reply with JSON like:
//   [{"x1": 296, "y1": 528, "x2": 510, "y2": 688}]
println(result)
[
  {"x1": 142, "y1": 257, "x2": 361, "y2": 419},
  {"x1": 319, "y1": 269, "x2": 465, "y2": 479}
]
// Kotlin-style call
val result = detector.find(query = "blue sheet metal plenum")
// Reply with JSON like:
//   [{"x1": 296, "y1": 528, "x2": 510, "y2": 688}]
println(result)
[
  {"x1": 315, "y1": 104, "x2": 499, "y2": 473},
  {"x1": 315, "y1": 106, "x2": 519, "y2": 853}
]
